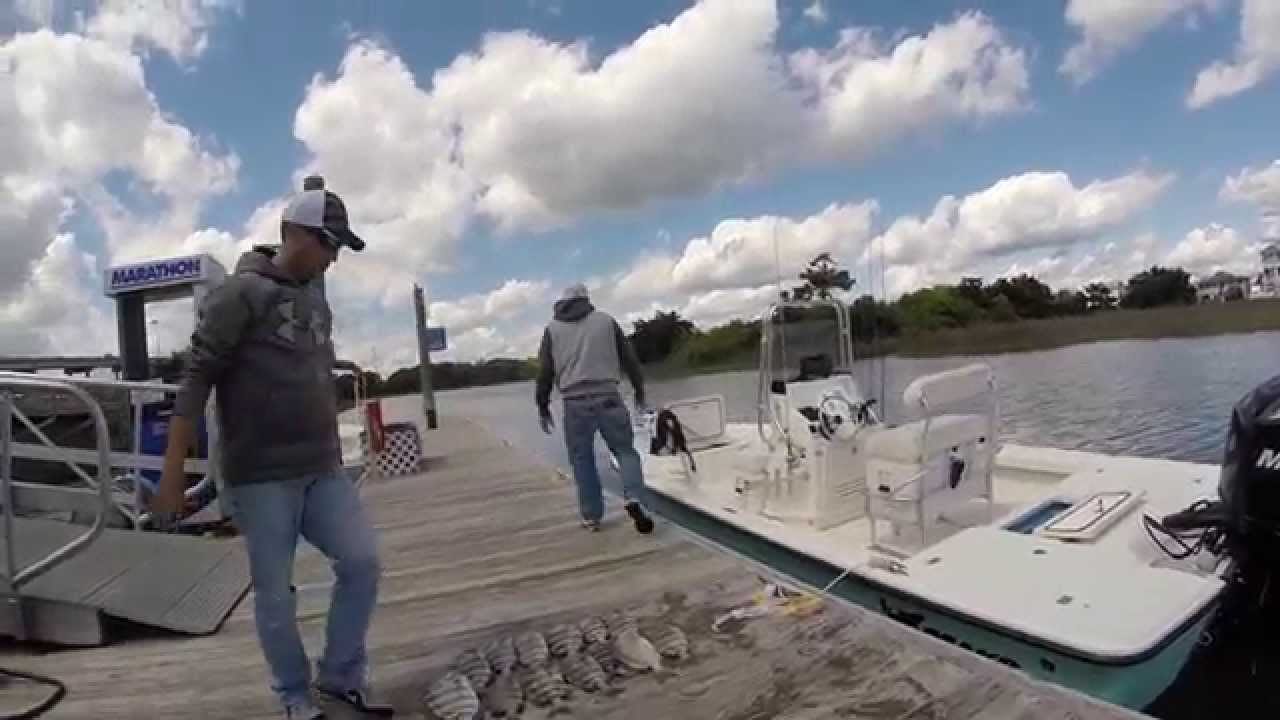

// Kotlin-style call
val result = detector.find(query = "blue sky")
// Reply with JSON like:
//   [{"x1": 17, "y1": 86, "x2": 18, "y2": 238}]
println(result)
[{"x1": 2, "y1": 0, "x2": 1279, "y2": 368}]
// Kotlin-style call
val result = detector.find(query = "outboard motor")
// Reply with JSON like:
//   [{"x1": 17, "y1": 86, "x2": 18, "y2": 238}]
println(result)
[
  {"x1": 1215, "y1": 372, "x2": 1280, "y2": 565},
  {"x1": 1161, "y1": 374, "x2": 1280, "y2": 568},
  {"x1": 1150, "y1": 373, "x2": 1280, "y2": 706}
]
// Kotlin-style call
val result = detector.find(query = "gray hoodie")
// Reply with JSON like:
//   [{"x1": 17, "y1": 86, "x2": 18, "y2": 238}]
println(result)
[
  {"x1": 536, "y1": 296, "x2": 645, "y2": 414},
  {"x1": 174, "y1": 247, "x2": 341, "y2": 485}
]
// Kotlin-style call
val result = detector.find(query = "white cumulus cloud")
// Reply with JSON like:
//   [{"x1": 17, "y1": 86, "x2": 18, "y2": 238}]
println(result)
[
  {"x1": 867, "y1": 169, "x2": 1174, "y2": 295},
  {"x1": 803, "y1": 0, "x2": 827, "y2": 25},
  {"x1": 609, "y1": 201, "x2": 878, "y2": 305},
  {"x1": 1060, "y1": 0, "x2": 1221, "y2": 84},
  {"x1": 790, "y1": 12, "x2": 1029, "y2": 160},
  {"x1": 428, "y1": 279, "x2": 552, "y2": 335},
  {"x1": 600, "y1": 168, "x2": 1174, "y2": 323},
  {"x1": 280, "y1": 0, "x2": 1030, "y2": 309},
  {"x1": 677, "y1": 284, "x2": 782, "y2": 328},
  {"x1": 0, "y1": 28, "x2": 238, "y2": 300},
  {"x1": 83, "y1": 0, "x2": 239, "y2": 62},
  {"x1": 0, "y1": 20, "x2": 239, "y2": 359},
  {"x1": 1188, "y1": 0, "x2": 1280, "y2": 108},
  {"x1": 0, "y1": 234, "x2": 114, "y2": 356},
  {"x1": 1165, "y1": 223, "x2": 1257, "y2": 277},
  {"x1": 1221, "y1": 158, "x2": 1280, "y2": 210},
  {"x1": 15, "y1": 0, "x2": 238, "y2": 63}
]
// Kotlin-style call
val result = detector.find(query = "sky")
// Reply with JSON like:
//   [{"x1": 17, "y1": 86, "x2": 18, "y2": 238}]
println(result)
[{"x1": 2, "y1": 0, "x2": 1280, "y2": 371}]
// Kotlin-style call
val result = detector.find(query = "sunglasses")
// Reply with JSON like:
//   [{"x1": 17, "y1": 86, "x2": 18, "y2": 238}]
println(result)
[{"x1": 306, "y1": 226, "x2": 342, "y2": 253}]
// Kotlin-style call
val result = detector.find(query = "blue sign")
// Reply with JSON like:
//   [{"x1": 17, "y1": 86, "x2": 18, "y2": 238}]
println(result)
[
  {"x1": 426, "y1": 327, "x2": 447, "y2": 352},
  {"x1": 105, "y1": 255, "x2": 207, "y2": 295},
  {"x1": 136, "y1": 399, "x2": 207, "y2": 492}
]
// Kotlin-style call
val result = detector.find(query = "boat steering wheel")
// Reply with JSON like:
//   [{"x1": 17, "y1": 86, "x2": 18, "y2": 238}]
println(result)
[{"x1": 817, "y1": 391, "x2": 860, "y2": 441}]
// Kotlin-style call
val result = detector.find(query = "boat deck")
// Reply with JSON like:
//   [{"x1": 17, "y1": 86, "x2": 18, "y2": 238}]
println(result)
[
  {"x1": 1, "y1": 414, "x2": 1147, "y2": 719},
  {"x1": 638, "y1": 423, "x2": 1225, "y2": 665}
]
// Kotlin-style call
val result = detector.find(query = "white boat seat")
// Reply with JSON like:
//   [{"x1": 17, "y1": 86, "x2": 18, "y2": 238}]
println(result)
[{"x1": 865, "y1": 413, "x2": 991, "y2": 464}]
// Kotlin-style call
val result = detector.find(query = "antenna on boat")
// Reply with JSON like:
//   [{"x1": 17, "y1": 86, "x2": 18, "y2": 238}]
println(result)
[
  {"x1": 862, "y1": 224, "x2": 888, "y2": 423},
  {"x1": 771, "y1": 216, "x2": 789, "y2": 376},
  {"x1": 877, "y1": 228, "x2": 887, "y2": 419}
]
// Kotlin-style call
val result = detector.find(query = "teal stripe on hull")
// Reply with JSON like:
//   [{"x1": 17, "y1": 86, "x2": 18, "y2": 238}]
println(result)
[{"x1": 646, "y1": 488, "x2": 1213, "y2": 712}]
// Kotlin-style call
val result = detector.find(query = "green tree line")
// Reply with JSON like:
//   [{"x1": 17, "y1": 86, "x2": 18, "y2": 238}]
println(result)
[
  {"x1": 627, "y1": 263, "x2": 1200, "y2": 368},
  {"x1": 337, "y1": 358, "x2": 539, "y2": 401}
]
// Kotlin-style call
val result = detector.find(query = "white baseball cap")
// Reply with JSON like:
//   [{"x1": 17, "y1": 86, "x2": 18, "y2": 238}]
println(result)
[{"x1": 280, "y1": 175, "x2": 366, "y2": 252}]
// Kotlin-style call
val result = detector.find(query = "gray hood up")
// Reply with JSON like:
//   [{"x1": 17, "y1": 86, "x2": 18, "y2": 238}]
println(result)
[{"x1": 553, "y1": 296, "x2": 594, "y2": 323}]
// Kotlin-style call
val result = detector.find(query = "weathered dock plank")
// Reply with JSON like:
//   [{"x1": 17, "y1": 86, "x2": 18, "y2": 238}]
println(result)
[{"x1": 1, "y1": 417, "x2": 1145, "y2": 719}]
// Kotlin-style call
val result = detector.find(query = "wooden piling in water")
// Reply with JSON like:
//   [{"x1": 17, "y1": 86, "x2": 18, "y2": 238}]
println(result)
[{"x1": 0, "y1": 413, "x2": 1149, "y2": 719}]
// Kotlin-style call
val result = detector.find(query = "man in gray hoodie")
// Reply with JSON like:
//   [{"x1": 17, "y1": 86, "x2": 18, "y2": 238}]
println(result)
[
  {"x1": 536, "y1": 284, "x2": 654, "y2": 534},
  {"x1": 152, "y1": 178, "x2": 392, "y2": 719}
]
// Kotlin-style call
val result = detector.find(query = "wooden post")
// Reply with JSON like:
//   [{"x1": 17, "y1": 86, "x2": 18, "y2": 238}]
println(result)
[{"x1": 412, "y1": 284, "x2": 438, "y2": 430}]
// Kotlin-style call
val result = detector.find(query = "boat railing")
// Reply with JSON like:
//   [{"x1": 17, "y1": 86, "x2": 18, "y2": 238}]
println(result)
[{"x1": 1, "y1": 374, "x2": 113, "y2": 640}]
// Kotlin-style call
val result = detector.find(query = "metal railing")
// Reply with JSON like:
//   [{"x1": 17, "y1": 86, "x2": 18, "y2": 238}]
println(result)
[
  {"x1": 0, "y1": 373, "x2": 213, "y2": 530},
  {"x1": 1, "y1": 375, "x2": 113, "y2": 640},
  {"x1": 1, "y1": 359, "x2": 370, "y2": 533}
]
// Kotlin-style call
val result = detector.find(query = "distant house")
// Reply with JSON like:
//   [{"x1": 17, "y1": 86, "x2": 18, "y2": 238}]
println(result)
[
  {"x1": 1198, "y1": 271, "x2": 1251, "y2": 302},
  {"x1": 1253, "y1": 243, "x2": 1280, "y2": 299}
]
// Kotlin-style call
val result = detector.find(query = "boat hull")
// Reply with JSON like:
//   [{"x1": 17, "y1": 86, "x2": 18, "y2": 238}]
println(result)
[{"x1": 643, "y1": 481, "x2": 1218, "y2": 711}]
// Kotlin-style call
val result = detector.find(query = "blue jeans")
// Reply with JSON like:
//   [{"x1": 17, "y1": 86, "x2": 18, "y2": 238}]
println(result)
[
  {"x1": 225, "y1": 469, "x2": 381, "y2": 709},
  {"x1": 563, "y1": 393, "x2": 647, "y2": 522}
]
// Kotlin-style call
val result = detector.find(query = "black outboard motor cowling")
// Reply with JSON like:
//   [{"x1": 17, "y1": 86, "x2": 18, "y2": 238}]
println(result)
[
  {"x1": 1218, "y1": 372, "x2": 1280, "y2": 565},
  {"x1": 1148, "y1": 374, "x2": 1280, "y2": 711}
]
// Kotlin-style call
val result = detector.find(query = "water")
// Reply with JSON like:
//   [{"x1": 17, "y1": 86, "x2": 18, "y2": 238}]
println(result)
[
  {"x1": 433, "y1": 332, "x2": 1280, "y2": 717},
  {"x1": 440, "y1": 331, "x2": 1280, "y2": 472}
]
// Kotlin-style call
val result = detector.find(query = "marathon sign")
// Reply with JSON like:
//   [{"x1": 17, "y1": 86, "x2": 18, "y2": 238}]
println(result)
[{"x1": 104, "y1": 254, "x2": 214, "y2": 296}]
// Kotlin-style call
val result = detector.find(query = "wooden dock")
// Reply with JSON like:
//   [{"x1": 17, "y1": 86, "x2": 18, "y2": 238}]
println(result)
[{"x1": 1, "y1": 417, "x2": 1149, "y2": 719}]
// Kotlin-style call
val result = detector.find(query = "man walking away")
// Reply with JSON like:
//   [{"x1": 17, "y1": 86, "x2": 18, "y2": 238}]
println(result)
[
  {"x1": 536, "y1": 284, "x2": 655, "y2": 534},
  {"x1": 152, "y1": 177, "x2": 393, "y2": 719}
]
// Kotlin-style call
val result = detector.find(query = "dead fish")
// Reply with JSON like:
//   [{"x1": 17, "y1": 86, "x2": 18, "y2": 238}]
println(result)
[
  {"x1": 585, "y1": 639, "x2": 628, "y2": 678},
  {"x1": 547, "y1": 622, "x2": 582, "y2": 657},
  {"x1": 422, "y1": 670, "x2": 479, "y2": 720},
  {"x1": 605, "y1": 610, "x2": 638, "y2": 637},
  {"x1": 484, "y1": 636, "x2": 517, "y2": 674},
  {"x1": 561, "y1": 652, "x2": 608, "y2": 692},
  {"x1": 650, "y1": 624, "x2": 689, "y2": 660},
  {"x1": 453, "y1": 647, "x2": 493, "y2": 689},
  {"x1": 514, "y1": 630, "x2": 549, "y2": 668},
  {"x1": 612, "y1": 627, "x2": 663, "y2": 672},
  {"x1": 519, "y1": 666, "x2": 569, "y2": 707},
  {"x1": 479, "y1": 670, "x2": 523, "y2": 719},
  {"x1": 580, "y1": 615, "x2": 608, "y2": 645}
]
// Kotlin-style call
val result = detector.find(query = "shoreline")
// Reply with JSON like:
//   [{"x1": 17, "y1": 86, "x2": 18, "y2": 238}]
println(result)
[{"x1": 640, "y1": 302, "x2": 1280, "y2": 380}]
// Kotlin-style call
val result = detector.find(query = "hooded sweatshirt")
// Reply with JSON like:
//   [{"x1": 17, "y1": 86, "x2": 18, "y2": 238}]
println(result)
[
  {"x1": 174, "y1": 247, "x2": 341, "y2": 485},
  {"x1": 536, "y1": 296, "x2": 645, "y2": 414}
]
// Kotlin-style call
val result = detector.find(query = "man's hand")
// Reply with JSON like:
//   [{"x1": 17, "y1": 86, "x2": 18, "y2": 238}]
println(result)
[
  {"x1": 539, "y1": 410, "x2": 555, "y2": 435},
  {"x1": 150, "y1": 481, "x2": 186, "y2": 515}
]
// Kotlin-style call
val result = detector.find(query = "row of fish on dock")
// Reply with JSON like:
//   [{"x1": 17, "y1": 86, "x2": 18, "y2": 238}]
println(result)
[{"x1": 423, "y1": 610, "x2": 689, "y2": 719}]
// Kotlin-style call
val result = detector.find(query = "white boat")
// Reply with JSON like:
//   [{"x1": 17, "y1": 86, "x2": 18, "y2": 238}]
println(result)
[{"x1": 630, "y1": 296, "x2": 1231, "y2": 711}]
